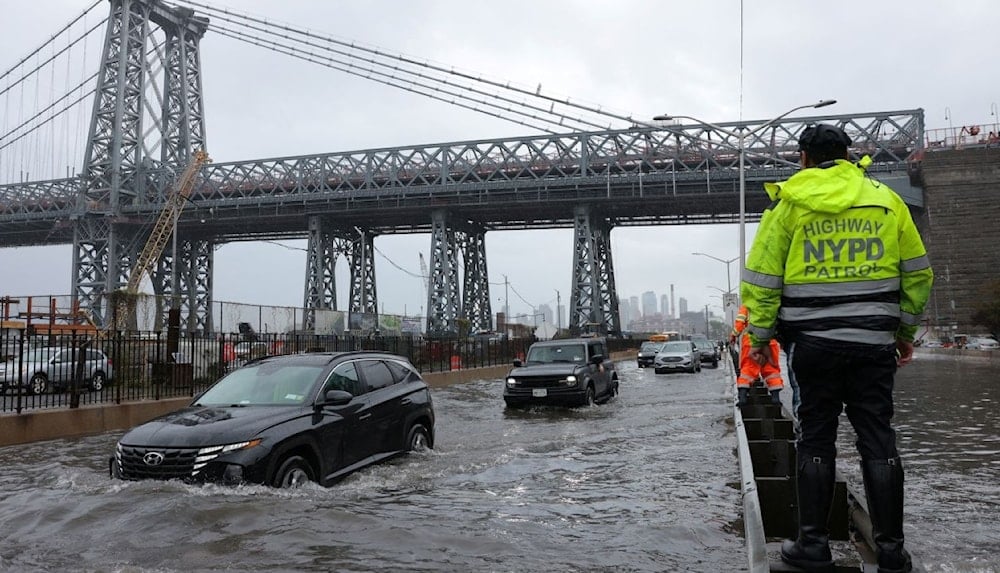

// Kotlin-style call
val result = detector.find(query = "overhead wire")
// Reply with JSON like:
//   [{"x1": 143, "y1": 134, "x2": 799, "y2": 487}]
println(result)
[
  {"x1": 207, "y1": 25, "x2": 564, "y2": 135},
  {"x1": 171, "y1": 0, "x2": 629, "y2": 133},
  {"x1": 181, "y1": 4, "x2": 608, "y2": 134}
]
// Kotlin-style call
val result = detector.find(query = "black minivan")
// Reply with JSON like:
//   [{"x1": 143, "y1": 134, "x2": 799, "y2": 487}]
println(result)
[{"x1": 110, "y1": 352, "x2": 434, "y2": 488}]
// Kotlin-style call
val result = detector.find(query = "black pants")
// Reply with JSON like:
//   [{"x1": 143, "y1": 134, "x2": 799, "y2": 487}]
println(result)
[{"x1": 789, "y1": 342, "x2": 900, "y2": 462}]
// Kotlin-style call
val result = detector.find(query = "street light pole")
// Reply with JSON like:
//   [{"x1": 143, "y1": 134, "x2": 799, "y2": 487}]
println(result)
[
  {"x1": 655, "y1": 99, "x2": 837, "y2": 293},
  {"x1": 692, "y1": 252, "x2": 739, "y2": 294}
]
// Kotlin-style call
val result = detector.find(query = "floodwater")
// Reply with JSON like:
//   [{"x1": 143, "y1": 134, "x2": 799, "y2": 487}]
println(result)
[{"x1": 0, "y1": 351, "x2": 997, "y2": 572}]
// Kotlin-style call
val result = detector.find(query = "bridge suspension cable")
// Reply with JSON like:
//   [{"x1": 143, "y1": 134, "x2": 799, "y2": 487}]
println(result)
[
  {"x1": 0, "y1": 5, "x2": 106, "y2": 184},
  {"x1": 170, "y1": 0, "x2": 635, "y2": 134}
]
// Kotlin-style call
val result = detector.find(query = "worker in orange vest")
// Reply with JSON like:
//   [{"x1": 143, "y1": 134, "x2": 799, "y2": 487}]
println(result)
[{"x1": 730, "y1": 304, "x2": 783, "y2": 406}]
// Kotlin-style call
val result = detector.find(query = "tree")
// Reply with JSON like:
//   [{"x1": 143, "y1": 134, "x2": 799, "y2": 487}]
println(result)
[{"x1": 970, "y1": 280, "x2": 1000, "y2": 338}]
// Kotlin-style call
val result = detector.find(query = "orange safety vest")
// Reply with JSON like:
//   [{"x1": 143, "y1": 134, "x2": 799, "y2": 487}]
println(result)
[{"x1": 732, "y1": 305, "x2": 783, "y2": 391}]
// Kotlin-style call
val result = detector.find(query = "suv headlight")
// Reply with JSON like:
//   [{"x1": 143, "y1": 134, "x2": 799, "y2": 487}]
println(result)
[
  {"x1": 563, "y1": 375, "x2": 578, "y2": 386},
  {"x1": 506, "y1": 377, "x2": 517, "y2": 388},
  {"x1": 194, "y1": 439, "x2": 262, "y2": 472}
]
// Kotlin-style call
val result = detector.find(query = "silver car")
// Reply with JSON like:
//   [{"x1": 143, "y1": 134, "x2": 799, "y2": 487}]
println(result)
[
  {"x1": 0, "y1": 346, "x2": 113, "y2": 394},
  {"x1": 653, "y1": 340, "x2": 701, "y2": 374}
]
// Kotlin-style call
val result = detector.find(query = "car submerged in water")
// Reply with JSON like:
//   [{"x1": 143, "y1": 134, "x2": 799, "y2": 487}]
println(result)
[
  {"x1": 503, "y1": 337, "x2": 619, "y2": 408},
  {"x1": 110, "y1": 352, "x2": 434, "y2": 488}
]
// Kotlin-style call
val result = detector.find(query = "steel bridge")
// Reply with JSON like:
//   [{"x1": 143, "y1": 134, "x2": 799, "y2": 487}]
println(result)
[{"x1": 0, "y1": 0, "x2": 925, "y2": 336}]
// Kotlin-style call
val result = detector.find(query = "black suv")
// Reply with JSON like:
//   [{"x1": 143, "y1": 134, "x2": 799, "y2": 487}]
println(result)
[
  {"x1": 110, "y1": 352, "x2": 434, "y2": 488},
  {"x1": 504, "y1": 337, "x2": 619, "y2": 408},
  {"x1": 689, "y1": 335, "x2": 720, "y2": 368},
  {"x1": 636, "y1": 340, "x2": 664, "y2": 368}
]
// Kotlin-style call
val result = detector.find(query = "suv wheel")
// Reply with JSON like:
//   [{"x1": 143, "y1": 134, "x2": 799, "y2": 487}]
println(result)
[
  {"x1": 90, "y1": 371, "x2": 107, "y2": 391},
  {"x1": 30, "y1": 374, "x2": 50, "y2": 395},
  {"x1": 406, "y1": 423, "x2": 431, "y2": 452},
  {"x1": 272, "y1": 455, "x2": 315, "y2": 488},
  {"x1": 582, "y1": 385, "x2": 596, "y2": 407}
]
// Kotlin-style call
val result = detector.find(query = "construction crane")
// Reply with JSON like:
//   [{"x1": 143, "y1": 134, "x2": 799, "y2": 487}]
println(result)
[
  {"x1": 113, "y1": 149, "x2": 210, "y2": 330},
  {"x1": 126, "y1": 149, "x2": 210, "y2": 293}
]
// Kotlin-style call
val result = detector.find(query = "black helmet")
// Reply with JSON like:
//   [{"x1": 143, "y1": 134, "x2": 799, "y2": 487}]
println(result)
[{"x1": 798, "y1": 124, "x2": 852, "y2": 152}]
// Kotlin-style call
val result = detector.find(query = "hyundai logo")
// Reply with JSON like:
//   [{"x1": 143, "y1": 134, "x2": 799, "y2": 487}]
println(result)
[{"x1": 143, "y1": 452, "x2": 165, "y2": 466}]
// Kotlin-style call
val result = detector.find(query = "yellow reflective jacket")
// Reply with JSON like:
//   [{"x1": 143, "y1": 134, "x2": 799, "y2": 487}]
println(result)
[{"x1": 741, "y1": 156, "x2": 933, "y2": 347}]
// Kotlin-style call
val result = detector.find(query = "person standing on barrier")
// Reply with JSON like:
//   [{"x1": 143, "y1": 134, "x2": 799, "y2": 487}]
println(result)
[
  {"x1": 741, "y1": 124, "x2": 933, "y2": 573},
  {"x1": 730, "y1": 304, "x2": 782, "y2": 406}
]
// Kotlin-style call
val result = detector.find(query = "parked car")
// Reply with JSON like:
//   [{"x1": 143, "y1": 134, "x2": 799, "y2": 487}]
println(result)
[
  {"x1": 653, "y1": 340, "x2": 701, "y2": 374},
  {"x1": 965, "y1": 337, "x2": 999, "y2": 350},
  {"x1": 0, "y1": 346, "x2": 113, "y2": 394},
  {"x1": 636, "y1": 340, "x2": 665, "y2": 368},
  {"x1": 689, "y1": 335, "x2": 720, "y2": 368},
  {"x1": 504, "y1": 337, "x2": 618, "y2": 408},
  {"x1": 110, "y1": 351, "x2": 435, "y2": 488}
]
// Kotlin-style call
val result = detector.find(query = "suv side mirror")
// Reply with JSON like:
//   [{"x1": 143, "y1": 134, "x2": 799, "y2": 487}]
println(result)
[
  {"x1": 512, "y1": 359, "x2": 523, "y2": 367},
  {"x1": 589, "y1": 354, "x2": 604, "y2": 365},
  {"x1": 321, "y1": 389, "x2": 354, "y2": 406}
]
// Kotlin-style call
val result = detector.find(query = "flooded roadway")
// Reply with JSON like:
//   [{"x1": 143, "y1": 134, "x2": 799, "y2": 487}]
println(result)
[{"x1": 0, "y1": 352, "x2": 997, "y2": 572}]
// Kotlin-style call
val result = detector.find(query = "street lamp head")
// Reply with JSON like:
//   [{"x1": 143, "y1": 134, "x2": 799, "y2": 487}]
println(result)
[
  {"x1": 653, "y1": 114, "x2": 673, "y2": 121},
  {"x1": 813, "y1": 99, "x2": 837, "y2": 109}
]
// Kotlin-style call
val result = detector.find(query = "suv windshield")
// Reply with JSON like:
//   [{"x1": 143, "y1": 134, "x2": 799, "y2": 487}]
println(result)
[
  {"x1": 197, "y1": 362, "x2": 325, "y2": 406},
  {"x1": 640, "y1": 341, "x2": 664, "y2": 352},
  {"x1": 526, "y1": 344, "x2": 587, "y2": 364}
]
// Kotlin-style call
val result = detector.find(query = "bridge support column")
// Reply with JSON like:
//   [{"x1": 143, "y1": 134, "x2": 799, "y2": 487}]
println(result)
[
  {"x1": 460, "y1": 226, "x2": 492, "y2": 333},
  {"x1": 178, "y1": 238, "x2": 213, "y2": 333},
  {"x1": 426, "y1": 211, "x2": 461, "y2": 336},
  {"x1": 349, "y1": 229, "x2": 378, "y2": 316},
  {"x1": 569, "y1": 205, "x2": 621, "y2": 336},
  {"x1": 72, "y1": 217, "x2": 132, "y2": 327},
  {"x1": 303, "y1": 216, "x2": 351, "y2": 331}
]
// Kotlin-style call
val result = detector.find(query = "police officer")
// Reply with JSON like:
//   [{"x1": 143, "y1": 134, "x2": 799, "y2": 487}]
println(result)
[{"x1": 741, "y1": 124, "x2": 933, "y2": 573}]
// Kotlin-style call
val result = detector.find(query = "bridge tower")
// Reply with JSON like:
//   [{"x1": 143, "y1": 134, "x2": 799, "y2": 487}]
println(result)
[
  {"x1": 460, "y1": 226, "x2": 492, "y2": 334},
  {"x1": 569, "y1": 205, "x2": 621, "y2": 336},
  {"x1": 426, "y1": 211, "x2": 461, "y2": 336},
  {"x1": 349, "y1": 229, "x2": 379, "y2": 317},
  {"x1": 74, "y1": 0, "x2": 209, "y2": 328}
]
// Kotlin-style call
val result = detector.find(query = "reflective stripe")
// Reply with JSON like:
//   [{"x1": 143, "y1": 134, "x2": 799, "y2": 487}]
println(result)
[
  {"x1": 748, "y1": 325, "x2": 774, "y2": 340},
  {"x1": 900, "y1": 254, "x2": 931, "y2": 273},
  {"x1": 743, "y1": 268, "x2": 783, "y2": 289},
  {"x1": 900, "y1": 310, "x2": 921, "y2": 326},
  {"x1": 782, "y1": 277, "x2": 900, "y2": 298},
  {"x1": 800, "y1": 328, "x2": 896, "y2": 345},
  {"x1": 779, "y1": 302, "x2": 900, "y2": 322}
]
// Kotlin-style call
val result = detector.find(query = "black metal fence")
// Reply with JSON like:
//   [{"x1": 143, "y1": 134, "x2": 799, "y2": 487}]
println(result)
[{"x1": 1, "y1": 329, "x2": 632, "y2": 415}]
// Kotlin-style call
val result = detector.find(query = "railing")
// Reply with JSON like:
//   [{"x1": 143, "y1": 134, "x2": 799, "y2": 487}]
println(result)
[
  {"x1": 1, "y1": 329, "x2": 633, "y2": 414},
  {"x1": 924, "y1": 124, "x2": 1000, "y2": 150}
]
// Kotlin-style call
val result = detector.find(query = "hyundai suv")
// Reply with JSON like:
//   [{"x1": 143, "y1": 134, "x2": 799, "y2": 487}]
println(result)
[
  {"x1": 504, "y1": 337, "x2": 619, "y2": 408},
  {"x1": 0, "y1": 346, "x2": 113, "y2": 394},
  {"x1": 110, "y1": 351, "x2": 435, "y2": 488}
]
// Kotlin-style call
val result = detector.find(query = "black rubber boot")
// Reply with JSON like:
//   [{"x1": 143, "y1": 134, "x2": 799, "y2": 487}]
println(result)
[
  {"x1": 770, "y1": 389, "x2": 782, "y2": 405},
  {"x1": 862, "y1": 457, "x2": 913, "y2": 573},
  {"x1": 781, "y1": 457, "x2": 835, "y2": 572},
  {"x1": 737, "y1": 387, "x2": 749, "y2": 406}
]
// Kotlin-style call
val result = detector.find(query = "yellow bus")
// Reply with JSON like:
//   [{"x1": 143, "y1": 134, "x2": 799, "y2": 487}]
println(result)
[{"x1": 648, "y1": 331, "x2": 681, "y2": 342}]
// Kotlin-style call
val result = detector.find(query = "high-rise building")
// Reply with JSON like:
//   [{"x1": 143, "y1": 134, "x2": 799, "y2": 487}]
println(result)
[
  {"x1": 641, "y1": 291, "x2": 657, "y2": 317},
  {"x1": 660, "y1": 294, "x2": 669, "y2": 316},
  {"x1": 537, "y1": 303, "x2": 553, "y2": 325},
  {"x1": 679, "y1": 297, "x2": 688, "y2": 316},
  {"x1": 629, "y1": 296, "x2": 640, "y2": 320}
]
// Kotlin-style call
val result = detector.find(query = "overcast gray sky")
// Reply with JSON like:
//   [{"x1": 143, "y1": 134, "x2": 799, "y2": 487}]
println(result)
[{"x1": 2, "y1": 0, "x2": 998, "y2": 325}]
